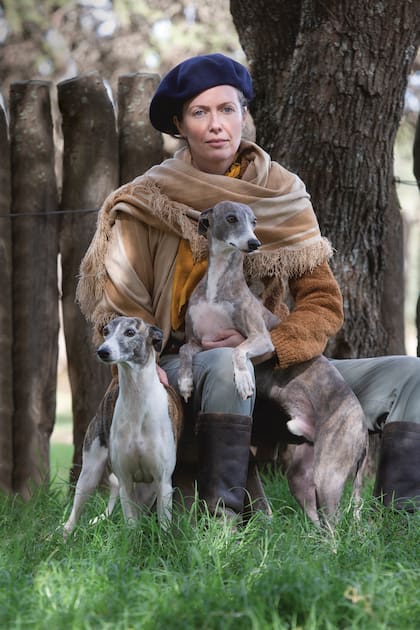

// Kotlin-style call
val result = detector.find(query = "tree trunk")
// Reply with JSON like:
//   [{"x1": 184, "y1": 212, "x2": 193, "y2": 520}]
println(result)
[
  {"x1": 118, "y1": 73, "x2": 164, "y2": 184},
  {"x1": 58, "y1": 72, "x2": 119, "y2": 484},
  {"x1": 0, "y1": 101, "x2": 14, "y2": 494},
  {"x1": 231, "y1": 0, "x2": 420, "y2": 358},
  {"x1": 414, "y1": 113, "x2": 420, "y2": 357},
  {"x1": 9, "y1": 81, "x2": 59, "y2": 497},
  {"x1": 414, "y1": 112, "x2": 420, "y2": 187}
]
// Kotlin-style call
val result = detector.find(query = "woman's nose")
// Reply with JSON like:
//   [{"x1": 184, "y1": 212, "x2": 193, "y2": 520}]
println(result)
[{"x1": 209, "y1": 112, "x2": 222, "y2": 130}]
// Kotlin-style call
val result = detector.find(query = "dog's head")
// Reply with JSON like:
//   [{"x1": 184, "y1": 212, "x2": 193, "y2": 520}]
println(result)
[
  {"x1": 97, "y1": 317, "x2": 163, "y2": 366},
  {"x1": 198, "y1": 201, "x2": 261, "y2": 253}
]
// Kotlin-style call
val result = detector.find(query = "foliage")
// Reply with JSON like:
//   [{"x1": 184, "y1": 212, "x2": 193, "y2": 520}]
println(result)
[
  {"x1": 1, "y1": 0, "x2": 69, "y2": 34},
  {"x1": 0, "y1": 0, "x2": 243, "y2": 100},
  {"x1": 0, "y1": 473, "x2": 419, "y2": 629}
]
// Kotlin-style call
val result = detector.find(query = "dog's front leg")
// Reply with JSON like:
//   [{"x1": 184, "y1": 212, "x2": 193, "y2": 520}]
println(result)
[
  {"x1": 155, "y1": 475, "x2": 174, "y2": 530},
  {"x1": 90, "y1": 473, "x2": 120, "y2": 526},
  {"x1": 178, "y1": 340, "x2": 201, "y2": 402},
  {"x1": 233, "y1": 333, "x2": 273, "y2": 399},
  {"x1": 119, "y1": 478, "x2": 140, "y2": 524}
]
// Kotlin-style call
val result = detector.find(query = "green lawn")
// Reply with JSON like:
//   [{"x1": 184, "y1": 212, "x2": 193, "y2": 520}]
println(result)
[
  {"x1": 0, "y1": 467, "x2": 419, "y2": 629},
  {"x1": 50, "y1": 408, "x2": 73, "y2": 489},
  {"x1": 18, "y1": 402, "x2": 418, "y2": 628},
  {"x1": 50, "y1": 442, "x2": 73, "y2": 487}
]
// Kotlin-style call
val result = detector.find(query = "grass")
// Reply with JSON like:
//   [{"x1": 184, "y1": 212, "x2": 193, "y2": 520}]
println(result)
[
  {"x1": 50, "y1": 406, "x2": 73, "y2": 487},
  {"x1": 0, "y1": 467, "x2": 419, "y2": 629},
  {"x1": 6, "y1": 392, "x2": 418, "y2": 629}
]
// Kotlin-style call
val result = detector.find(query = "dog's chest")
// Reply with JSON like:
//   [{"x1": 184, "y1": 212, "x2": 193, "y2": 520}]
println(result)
[
  {"x1": 110, "y1": 396, "x2": 174, "y2": 482},
  {"x1": 188, "y1": 300, "x2": 235, "y2": 340}
]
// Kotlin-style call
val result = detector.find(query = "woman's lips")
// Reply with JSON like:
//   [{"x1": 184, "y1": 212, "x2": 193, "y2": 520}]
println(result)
[{"x1": 206, "y1": 139, "x2": 228, "y2": 147}]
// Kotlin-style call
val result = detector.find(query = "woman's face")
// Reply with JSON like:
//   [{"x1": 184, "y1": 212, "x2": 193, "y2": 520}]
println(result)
[{"x1": 175, "y1": 85, "x2": 246, "y2": 175}]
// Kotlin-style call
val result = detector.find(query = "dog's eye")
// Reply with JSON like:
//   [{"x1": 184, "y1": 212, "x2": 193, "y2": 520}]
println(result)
[
  {"x1": 226, "y1": 214, "x2": 238, "y2": 224},
  {"x1": 125, "y1": 328, "x2": 136, "y2": 337},
  {"x1": 102, "y1": 326, "x2": 109, "y2": 337},
  {"x1": 252, "y1": 218, "x2": 257, "y2": 226}
]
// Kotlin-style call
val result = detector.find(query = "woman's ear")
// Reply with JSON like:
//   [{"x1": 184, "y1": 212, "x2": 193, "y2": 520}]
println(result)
[
  {"x1": 173, "y1": 115, "x2": 183, "y2": 137},
  {"x1": 241, "y1": 107, "x2": 248, "y2": 129}
]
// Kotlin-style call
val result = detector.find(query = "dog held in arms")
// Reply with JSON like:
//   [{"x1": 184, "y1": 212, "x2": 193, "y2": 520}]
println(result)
[
  {"x1": 64, "y1": 317, "x2": 182, "y2": 536},
  {"x1": 178, "y1": 200, "x2": 369, "y2": 527}
]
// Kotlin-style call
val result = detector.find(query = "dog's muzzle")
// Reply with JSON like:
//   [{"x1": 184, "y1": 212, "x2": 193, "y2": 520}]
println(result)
[
  {"x1": 97, "y1": 347, "x2": 111, "y2": 362},
  {"x1": 247, "y1": 238, "x2": 261, "y2": 252}
]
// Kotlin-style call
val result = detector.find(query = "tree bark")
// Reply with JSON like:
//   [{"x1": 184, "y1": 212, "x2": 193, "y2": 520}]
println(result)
[
  {"x1": 414, "y1": 114, "x2": 420, "y2": 357},
  {"x1": 9, "y1": 81, "x2": 59, "y2": 497},
  {"x1": 231, "y1": 0, "x2": 302, "y2": 152},
  {"x1": 118, "y1": 73, "x2": 164, "y2": 184},
  {"x1": 58, "y1": 72, "x2": 119, "y2": 484},
  {"x1": 231, "y1": 0, "x2": 420, "y2": 358},
  {"x1": 0, "y1": 101, "x2": 14, "y2": 494},
  {"x1": 414, "y1": 113, "x2": 420, "y2": 187}
]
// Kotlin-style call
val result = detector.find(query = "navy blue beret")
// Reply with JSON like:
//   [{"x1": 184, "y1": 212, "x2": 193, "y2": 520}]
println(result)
[{"x1": 149, "y1": 53, "x2": 254, "y2": 136}]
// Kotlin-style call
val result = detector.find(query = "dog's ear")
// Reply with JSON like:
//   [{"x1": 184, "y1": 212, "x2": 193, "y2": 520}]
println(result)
[
  {"x1": 198, "y1": 208, "x2": 213, "y2": 236},
  {"x1": 148, "y1": 325, "x2": 163, "y2": 353}
]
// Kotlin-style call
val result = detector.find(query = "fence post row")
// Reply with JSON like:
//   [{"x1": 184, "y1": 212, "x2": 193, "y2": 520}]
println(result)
[
  {"x1": 0, "y1": 103, "x2": 13, "y2": 495},
  {"x1": 0, "y1": 71, "x2": 164, "y2": 496}
]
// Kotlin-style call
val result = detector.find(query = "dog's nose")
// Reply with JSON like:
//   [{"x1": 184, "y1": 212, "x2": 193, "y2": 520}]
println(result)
[
  {"x1": 247, "y1": 238, "x2": 261, "y2": 252},
  {"x1": 97, "y1": 347, "x2": 110, "y2": 361}
]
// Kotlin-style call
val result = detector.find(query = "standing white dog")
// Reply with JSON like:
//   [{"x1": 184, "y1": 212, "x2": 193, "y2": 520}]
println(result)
[{"x1": 64, "y1": 317, "x2": 180, "y2": 536}]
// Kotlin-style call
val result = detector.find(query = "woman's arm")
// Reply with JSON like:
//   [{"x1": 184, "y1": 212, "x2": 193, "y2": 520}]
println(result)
[{"x1": 270, "y1": 261, "x2": 344, "y2": 369}]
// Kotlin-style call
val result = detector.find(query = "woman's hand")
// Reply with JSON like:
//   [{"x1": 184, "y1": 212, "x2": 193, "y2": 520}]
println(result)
[
  {"x1": 201, "y1": 328, "x2": 245, "y2": 349},
  {"x1": 201, "y1": 328, "x2": 276, "y2": 365},
  {"x1": 157, "y1": 365, "x2": 169, "y2": 386}
]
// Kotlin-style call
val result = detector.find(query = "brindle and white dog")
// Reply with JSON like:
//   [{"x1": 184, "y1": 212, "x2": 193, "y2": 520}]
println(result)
[
  {"x1": 64, "y1": 317, "x2": 181, "y2": 536},
  {"x1": 177, "y1": 200, "x2": 368, "y2": 528}
]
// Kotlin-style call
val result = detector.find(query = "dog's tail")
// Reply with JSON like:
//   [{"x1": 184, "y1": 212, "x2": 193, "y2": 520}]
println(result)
[{"x1": 165, "y1": 384, "x2": 184, "y2": 445}]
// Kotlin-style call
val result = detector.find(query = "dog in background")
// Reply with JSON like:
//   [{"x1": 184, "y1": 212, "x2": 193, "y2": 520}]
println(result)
[{"x1": 63, "y1": 317, "x2": 182, "y2": 536}]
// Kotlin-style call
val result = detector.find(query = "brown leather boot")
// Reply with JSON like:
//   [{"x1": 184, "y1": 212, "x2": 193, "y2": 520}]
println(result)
[
  {"x1": 373, "y1": 421, "x2": 420, "y2": 510},
  {"x1": 196, "y1": 413, "x2": 252, "y2": 520}
]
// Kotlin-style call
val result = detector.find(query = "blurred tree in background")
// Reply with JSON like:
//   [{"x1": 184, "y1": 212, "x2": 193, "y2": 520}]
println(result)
[
  {"x1": 231, "y1": 0, "x2": 419, "y2": 358},
  {"x1": 0, "y1": 0, "x2": 244, "y2": 99}
]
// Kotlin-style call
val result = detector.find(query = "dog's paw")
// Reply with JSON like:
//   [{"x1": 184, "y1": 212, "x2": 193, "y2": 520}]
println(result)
[
  {"x1": 234, "y1": 368, "x2": 255, "y2": 400},
  {"x1": 62, "y1": 522, "x2": 74, "y2": 540},
  {"x1": 178, "y1": 375, "x2": 193, "y2": 402},
  {"x1": 89, "y1": 513, "x2": 107, "y2": 526}
]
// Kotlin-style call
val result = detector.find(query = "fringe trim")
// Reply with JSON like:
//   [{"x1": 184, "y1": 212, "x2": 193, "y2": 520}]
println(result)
[
  {"x1": 244, "y1": 237, "x2": 333, "y2": 280},
  {"x1": 76, "y1": 179, "x2": 207, "y2": 321}
]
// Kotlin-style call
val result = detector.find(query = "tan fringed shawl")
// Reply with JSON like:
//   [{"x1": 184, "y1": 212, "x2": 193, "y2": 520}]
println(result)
[{"x1": 77, "y1": 140, "x2": 333, "y2": 343}]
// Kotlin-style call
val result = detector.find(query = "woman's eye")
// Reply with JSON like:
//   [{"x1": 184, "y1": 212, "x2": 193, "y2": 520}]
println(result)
[
  {"x1": 192, "y1": 109, "x2": 205, "y2": 117},
  {"x1": 223, "y1": 106, "x2": 235, "y2": 113}
]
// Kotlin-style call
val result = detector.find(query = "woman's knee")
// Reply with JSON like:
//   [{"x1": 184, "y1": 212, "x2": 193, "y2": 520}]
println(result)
[
  {"x1": 398, "y1": 356, "x2": 420, "y2": 381},
  {"x1": 196, "y1": 347, "x2": 252, "y2": 387},
  {"x1": 194, "y1": 347, "x2": 255, "y2": 414},
  {"x1": 387, "y1": 356, "x2": 420, "y2": 423}
]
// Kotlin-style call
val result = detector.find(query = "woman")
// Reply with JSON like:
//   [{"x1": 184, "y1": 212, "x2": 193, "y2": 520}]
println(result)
[{"x1": 77, "y1": 53, "x2": 420, "y2": 520}]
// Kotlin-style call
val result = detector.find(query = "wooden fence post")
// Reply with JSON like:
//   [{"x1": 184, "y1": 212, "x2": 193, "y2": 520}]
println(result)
[
  {"x1": 0, "y1": 101, "x2": 14, "y2": 494},
  {"x1": 58, "y1": 72, "x2": 119, "y2": 484},
  {"x1": 118, "y1": 73, "x2": 163, "y2": 183},
  {"x1": 9, "y1": 81, "x2": 59, "y2": 497}
]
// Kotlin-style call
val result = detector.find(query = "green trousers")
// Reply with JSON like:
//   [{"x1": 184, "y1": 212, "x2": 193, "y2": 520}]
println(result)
[
  {"x1": 331, "y1": 355, "x2": 420, "y2": 431},
  {"x1": 161, "y1": 350, "x2": 420, "y2": 432}
]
